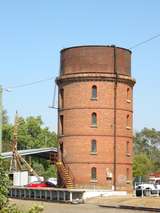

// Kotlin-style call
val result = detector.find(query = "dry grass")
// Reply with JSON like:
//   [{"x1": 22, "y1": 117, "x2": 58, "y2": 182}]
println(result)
[{"x1": 86, "y1": 195, "x2": 160, "y2": 208}]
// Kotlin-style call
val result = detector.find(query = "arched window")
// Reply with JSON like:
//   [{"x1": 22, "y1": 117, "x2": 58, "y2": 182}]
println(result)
[
  {"x1": 127, "y1": 88, "x2": 131, "y2": 103},
  {"x1": 60, "y1": 88, "x2": 64, "y2": 108},
  {"x1": 60, "y1": 115, "x2": 64, "y2": 135},
  {"x1": 91, "y1": 139, "x2": 97, "y2": 153},
  {"x1": 126, "y1": 114, "x2": 129, "y2": 126},
  {"x1": 126, "y1": 141, "x2": 129, "y2": 154},
  {"x1": 126, "y1": 168, "x2": 129, "y2": 180},
  {"x1": 91, "y1": 85, "x2": 97, "y2": 99},
  {"x1": 91, "y1": 113, "x2": 97, "y2": 126},
  {"x1": 91, "y1": 167, "x2": 97, "y2": 180}
]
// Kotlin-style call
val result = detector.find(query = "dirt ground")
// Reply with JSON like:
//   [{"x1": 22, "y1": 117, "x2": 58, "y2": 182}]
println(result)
[
  {"x1": 10, "y1": 196, "x2": 160, "y2": 213},
  {"x1": 87, "y1": 195, "x2": 160, "y2": 208}
]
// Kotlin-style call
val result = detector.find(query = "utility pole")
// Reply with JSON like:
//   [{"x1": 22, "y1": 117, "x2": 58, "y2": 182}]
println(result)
[{"x1": 0, "y1": 85, "x2": 2, "y2": 154}]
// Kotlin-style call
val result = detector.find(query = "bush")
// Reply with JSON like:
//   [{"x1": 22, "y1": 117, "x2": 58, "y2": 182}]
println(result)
[
  {"x1": 28, "y1": 205, "x2": 44, "y2": 213},
  {"x1": 0, "y1": 157, "x2": 44, "y2": 213},
  {"x1": 0, "y1": 157, "x2": 10, "y2": 210},
  {"x1": 0, "y1": 204, "x2": 44, "y2": 213}
]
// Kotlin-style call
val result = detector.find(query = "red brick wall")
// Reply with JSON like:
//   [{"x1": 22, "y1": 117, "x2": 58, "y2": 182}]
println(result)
[
  {"x1": 60, "y1": 46, "x2": 131, "y2": 76},
  {"x1": 57, "y1": 46, "x2": 135, "y2": 191}
]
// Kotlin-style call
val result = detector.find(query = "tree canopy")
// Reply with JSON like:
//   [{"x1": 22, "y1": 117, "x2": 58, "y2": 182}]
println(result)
[
  {"x1": 2, "y1": 111, "x2": 57, "y2": 179},
  {"x1": 133, "y1": 128, "x2": 160, "y2": 178},
  {"x1": 2, "y1": 114, "x2": 57, "y2": 152}
]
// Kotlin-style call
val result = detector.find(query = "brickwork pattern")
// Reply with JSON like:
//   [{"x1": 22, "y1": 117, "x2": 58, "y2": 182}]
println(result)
[{"x1": 57, "y1": 45, "x2": 135, "y2": 191}]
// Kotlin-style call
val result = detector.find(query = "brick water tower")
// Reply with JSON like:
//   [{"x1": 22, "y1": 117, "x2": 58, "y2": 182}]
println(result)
[{"x1": 56, "y1": 45, "x2": 135, "y2": 191}]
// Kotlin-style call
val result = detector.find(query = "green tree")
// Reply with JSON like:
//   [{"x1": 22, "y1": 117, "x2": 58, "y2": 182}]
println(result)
[
  {"x1": 2, "y1": 110, "x2": 12, "y2": 152},
  {"x1": 32, "y1": 160, "x2": 56, "y2": 179},
  {"x1": 2, "y1": 124, "x2": 13, "y2": 152},
  {"x1": 134, "y1": 128, "x2": 160, "y2": 156},
  {"x1": 133, "y1": 128, "x2": 160, "y2": 178},
  {"x1": 2, "y1": 110, "x2": 9, "y2": 125},
  {"x1": 0, "y1": 157, "x2": 9, "y2": 210},
  {"x1": 133, "y1": 154, "x2": 153, "y2": 177},
  {"x1": 17, "y1": 116, "x2": 57, "y2": 150},
  {"x1": 0, "y1": 157, "x2": 44, "y2": 213},
  {"x1": 2, "y1": 114, "x2": 57, "y2": 178},
  {"x1": 2, "y1": 115, "x2": 57, "y2": 151}
]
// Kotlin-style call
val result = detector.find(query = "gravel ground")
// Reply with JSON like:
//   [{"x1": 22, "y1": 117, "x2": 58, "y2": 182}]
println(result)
[{"x1": 10, "y1": 198, "x2": 154, "y2": 213}]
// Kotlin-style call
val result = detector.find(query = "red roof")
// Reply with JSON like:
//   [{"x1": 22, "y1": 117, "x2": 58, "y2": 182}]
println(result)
[{"x1": 149, "y1": 172, "x2": 160, "y2": 177}]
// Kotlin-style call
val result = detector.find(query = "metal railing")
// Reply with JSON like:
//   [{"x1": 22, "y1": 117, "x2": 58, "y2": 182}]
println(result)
[
  {"x1": 62, "y1": 159, "x2": 75, "y2": 185},
  {"x1": 9, "y1": 187, "x2": 84, "y2": 203},
  {"x1": 49, "y1": 152, "x2": 75, "y2": 187}
]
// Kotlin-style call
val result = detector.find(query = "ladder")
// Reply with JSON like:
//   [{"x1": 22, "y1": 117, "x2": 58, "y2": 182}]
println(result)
[
  {"x1": 56, "y1": 161, "x2": 74, "y2": 189},
  {"x1": 50, "y1": 153, "x2": 74, "y2": 189}
]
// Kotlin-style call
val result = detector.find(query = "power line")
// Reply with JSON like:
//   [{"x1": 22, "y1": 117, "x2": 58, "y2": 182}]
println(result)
[
  {"x1": 7, "y1": 76, "x2": 54, "y2": 89},
  {"x1": 4, "y1": 33, "x2": 160, "y2": 90},
  {"x1": 130, "y1": 33, "x2": 160, "y2": 50}
]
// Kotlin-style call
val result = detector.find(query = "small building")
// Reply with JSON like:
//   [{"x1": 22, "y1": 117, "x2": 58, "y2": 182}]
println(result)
[{"x1": 149, "y1": 172, "x2": 160, "y2": 178}]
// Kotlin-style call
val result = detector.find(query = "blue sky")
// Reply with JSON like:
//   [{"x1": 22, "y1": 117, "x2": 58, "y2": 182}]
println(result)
[{"x1": 0, "y1": 0, "x2": 160, "y2": 132}]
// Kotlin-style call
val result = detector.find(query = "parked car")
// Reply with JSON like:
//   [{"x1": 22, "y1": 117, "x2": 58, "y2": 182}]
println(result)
[
  {"x1": 47, "y1": 177, "x2": 57, "y2": 185},
  {"x1": 136, "y1": 178, "x2": 160, "y2": 196},
  {"x1": 25, "y1": 181, "x2": 48, "y2": 188},
  {"x1": 25, "y1": 180, "x2": 56, "y2": 188},
  {"x1": 45, "y1": 180, "x2": 57, "y2": 187}
]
